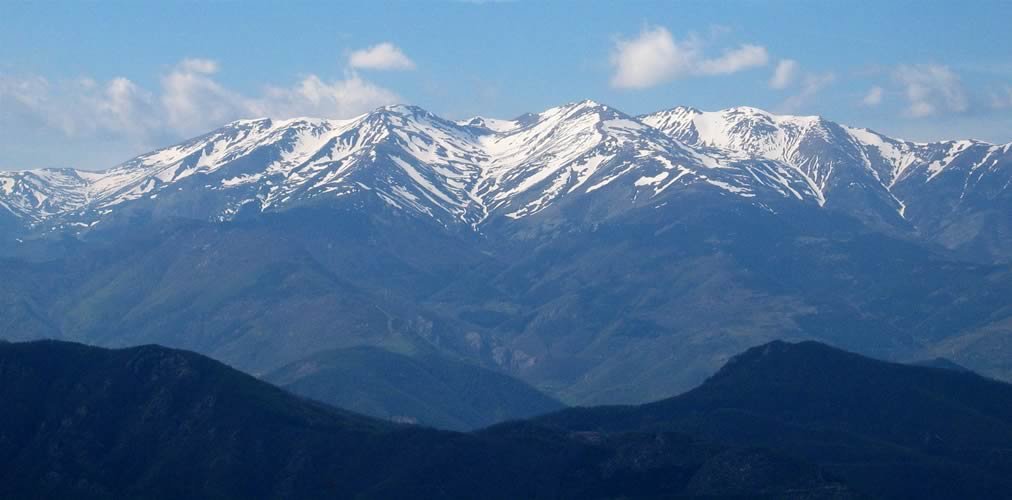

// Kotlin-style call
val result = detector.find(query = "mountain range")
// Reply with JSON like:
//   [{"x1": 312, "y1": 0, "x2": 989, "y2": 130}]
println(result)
[
  {"x1": 2, "y1": 101, "x2": 1009, "y2": 262},
  {"x1": 1, "y1": 101, "x2": 1010, "y2": 410}
]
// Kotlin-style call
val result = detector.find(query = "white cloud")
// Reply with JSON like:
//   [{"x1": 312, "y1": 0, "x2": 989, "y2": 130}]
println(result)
[
  {"x1": 893, "y1": 64, "x2": 967, "y2": 117},
  {"x1": 252, "y1": 73, "x2": 399, "y2": 118},
  {"x1": 609, "y1": 27, "x2": 696, "y2": 89},
  {"x1": 160, "y1": 59, "x2": 248, "y2": 134},
  {"x1": 609, "y1": 26, "x2": 769, "y2": 89},
  {"x1": 178, "y1": 58, "x2": 219, "y2": 74},
  {"x1": 768, "y1": 59, "x2": 799, "y2": 89},
  {"x1": 89, "y1": 77, "x2": 158, "y2": 135},
  {"x1": 780, "y1": 72, "x2": 835, "y2": 113},
  {"x1": 348, "y1": 43, "x2": 416, "y2": 71},
  {"x1": 861, "y1": 86, "x2": 884, "y2": 106},
  {"x1": 0, "y1": 74, "x2": 157, "y2": 139},
  {"x1": 0, "y1": 58, "x2": 402, "y2": 145}
]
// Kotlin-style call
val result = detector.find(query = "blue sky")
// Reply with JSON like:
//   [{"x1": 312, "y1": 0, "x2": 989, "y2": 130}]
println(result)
[{"x1": 2, "y1": 0, "x2": 1011, "y2": 170}]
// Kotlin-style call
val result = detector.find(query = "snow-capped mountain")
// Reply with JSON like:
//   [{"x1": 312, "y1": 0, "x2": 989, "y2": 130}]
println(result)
[
  {"x1": 1, "y1": 100, "x2": 1010, "y2": 260},
  {"x1": 641, "y1": 105, "x2": 1012, "y2": 259},
  {"x1": 641, "y1": 105, "x2": 1012, "y2": 217},
  {"x1": 642, "y1": 105, "x2": 946, "y2": 192}
]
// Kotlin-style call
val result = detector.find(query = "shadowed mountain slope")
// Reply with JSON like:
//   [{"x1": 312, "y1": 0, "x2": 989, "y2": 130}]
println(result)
[{"x1": 265, "y1": 346, "x2": 564, "y2": 430}]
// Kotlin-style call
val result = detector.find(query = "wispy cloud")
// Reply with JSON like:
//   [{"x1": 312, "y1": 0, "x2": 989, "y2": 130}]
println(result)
[
  {"x1": 609, "y1": 26, "x2": 769, "y2": 89},
  {"x1": 348, "y1": 43, "x2": 416, "y2": 71},
  {"x1": 861, "y1": 85, "x2": 884, "y2": 106},
  {"x1": 695, "y1": 44, "x2": 769, "y2": 76},
  {"x1": 893, "y1": 64, "x2": 967, "y2": 117},
  {"x1": 764, "y1": 57, "x2": 834, "y2": 114},
  {"x1": 768, "y1": 59, "x2": 799, "y2": 89},
  {"x1": 779, "y1": 72, "x2": 835, "y2": 113},
  {"x1": 988, "y1": 85, "x2": 1012, "y2": 110}
]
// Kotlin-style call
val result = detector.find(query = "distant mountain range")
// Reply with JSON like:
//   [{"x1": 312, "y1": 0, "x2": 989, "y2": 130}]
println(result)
[
  {"x1": 1, "y1": 101, "x2": 1010, "y2": 410},
  {"x1": 2, "y1": 101, "x2": 1009, "y2": 262},
  {"x1": 6, "y1": 338, "x2": 1012, "y2": 498}
]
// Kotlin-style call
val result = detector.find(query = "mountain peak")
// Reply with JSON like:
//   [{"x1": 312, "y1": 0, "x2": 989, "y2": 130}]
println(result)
[
  {"x1": 544, "y1": 99, "x2": 614, "y2": 117},
  {"x1": 568, "y1": 98, "x2": 606, "y2": 109},
  {"x1": 716, "y1": 340, "x2": 836, "y2": 374},
  {"x1": 721, "y1": 105, "x2": 823, "y2": 125},
  {"x1": 724, "y1": 105, "x2": 771, "y2": 116},
  {"x1": 224, "y1": 117, "x2": 274, "y2": 128},
  {"x1": 669, "y1": 105, "x2": 702, "y2": 115},
  {"x1": 375, "y1": 103, "x2": 432, "y2": 116}
]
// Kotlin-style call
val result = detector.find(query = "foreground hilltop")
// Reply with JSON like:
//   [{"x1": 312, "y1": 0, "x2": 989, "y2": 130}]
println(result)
[
  {"x1": 0, "y1": 339, "x2": 854, "y2": 499},
  {"x1": 7, "y1": 338, "x2": 1012, "y2": 498},
  {"x1": 538, "y1": 340, "x2": 1012, "y2": 498}
]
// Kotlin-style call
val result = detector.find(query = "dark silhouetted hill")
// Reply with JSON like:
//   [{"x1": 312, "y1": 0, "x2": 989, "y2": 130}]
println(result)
[
  {"x1": 538, "y1": 340, "x2": 1012, "y2": 498},
  {"x1": 0, "y1": 340, "x2": 854, "y2": 499}
]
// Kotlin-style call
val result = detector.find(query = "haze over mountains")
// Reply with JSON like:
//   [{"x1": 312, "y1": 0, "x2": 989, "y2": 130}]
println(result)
[
  {"x1": 264, "y1": 346, "x2": 564, "y2": 431},
  {"x1": 0, "y1": 100, "x2": 1010, "y2": 412}
]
